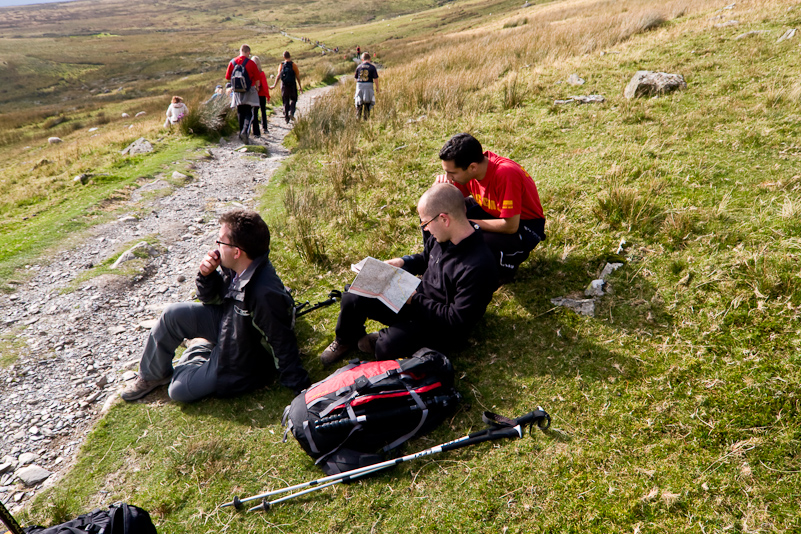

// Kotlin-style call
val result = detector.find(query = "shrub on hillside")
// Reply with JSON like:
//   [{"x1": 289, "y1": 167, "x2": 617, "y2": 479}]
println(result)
[{"x1": 178, "y1": 97, "x2": 235, "y2": 137}]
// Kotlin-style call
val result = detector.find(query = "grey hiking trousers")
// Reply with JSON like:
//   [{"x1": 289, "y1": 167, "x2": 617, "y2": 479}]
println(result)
[{"x1": 139, "y1": 302, "x2": 222, "y2": 403}]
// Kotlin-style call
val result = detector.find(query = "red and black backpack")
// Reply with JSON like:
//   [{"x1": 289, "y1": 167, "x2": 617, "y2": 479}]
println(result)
[{"x1": 283, "y1": 348, "x2": 461, "y2": 475}]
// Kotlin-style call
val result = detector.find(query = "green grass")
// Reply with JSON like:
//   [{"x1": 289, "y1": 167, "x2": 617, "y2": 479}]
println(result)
[{"x1": 7, "y1": 0, "x2": 801, "y2": 532}]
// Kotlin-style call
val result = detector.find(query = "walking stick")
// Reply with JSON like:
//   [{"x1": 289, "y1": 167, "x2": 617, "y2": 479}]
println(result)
[
  {"x1": 294, "y1": 289, "x2": 342, "y2": 318},
  {"x1": 220, "y1": 408, "x2": 550, "y2": 512},
  {"x1": 0, "y1": 500, "x2": 24, "y2": 534}
]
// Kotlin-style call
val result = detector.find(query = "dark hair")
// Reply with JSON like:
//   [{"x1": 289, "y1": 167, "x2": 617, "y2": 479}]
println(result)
[
  {"x1": 283, "y1": 50, "x2": 291, "y2": 59},
  {"x1": 438, "y1": 133, "x2": 484, "y2": 170},
  {"x1": 219, "y1": 209, "x2": 270, "y2": 259}
]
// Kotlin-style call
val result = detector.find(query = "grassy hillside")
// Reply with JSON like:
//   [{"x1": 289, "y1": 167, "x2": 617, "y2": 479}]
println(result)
[{"x1": 6, "y1": 0, "x2": 801, "y2": 532}]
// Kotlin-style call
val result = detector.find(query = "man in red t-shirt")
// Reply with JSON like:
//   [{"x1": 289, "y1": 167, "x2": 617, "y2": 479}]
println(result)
[
  {"x1": 437, "y1": 133, "x2": 546, "y2": 283},
  {"x1": 225, "y1": 44, "x2": 261, "y2": 143}
]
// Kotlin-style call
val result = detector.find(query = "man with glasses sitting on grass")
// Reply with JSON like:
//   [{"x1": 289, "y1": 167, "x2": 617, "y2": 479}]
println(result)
[
  {"x1": 320, "y1": 183, "x2": 498, "y2": 367},
  {"x1": 121, "y1": 209, "x2": 311, "y2": 403}
]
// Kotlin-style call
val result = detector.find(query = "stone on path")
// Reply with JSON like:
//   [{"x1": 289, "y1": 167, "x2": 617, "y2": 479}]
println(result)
[
  {"x1": 120, "y1": 137, "x2": 153, "y2": 156},
  {"x1": 18, "y1": 452, "x2": 37, "y2": 465},
  {"x1": 111, "y1": 241, "x2": 158, "y2": 269},
  {"x1": 15, "y1": 465, "x2": 52, "y2": 486},
  {"x1": 624, "y1": 71, "x2": 687, "y2": 99}
]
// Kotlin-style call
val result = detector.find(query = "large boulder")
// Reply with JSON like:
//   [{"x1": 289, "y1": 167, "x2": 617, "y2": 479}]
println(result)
[
  {"x1": 120, "y1": 137, "x2": 153, "y2": 156},
  {"x1": 624, "y1": 71, "x2": 687, "y2": 99}
]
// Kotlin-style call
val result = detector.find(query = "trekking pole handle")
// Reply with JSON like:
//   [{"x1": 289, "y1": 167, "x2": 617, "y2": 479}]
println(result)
[{"x1": 514, "y1": 408, "x2": 551, "y2": 431}]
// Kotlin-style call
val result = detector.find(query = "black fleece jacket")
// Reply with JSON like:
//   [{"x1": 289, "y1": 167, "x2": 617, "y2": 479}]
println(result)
[{"x1": 401, "y1": 229, "x2": 498, "y2": 341}]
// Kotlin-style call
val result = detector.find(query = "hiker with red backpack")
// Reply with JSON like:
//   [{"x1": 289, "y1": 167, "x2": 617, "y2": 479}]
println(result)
[
  {"x1": 224, "y1": 44, "x2": 261, "y2": 144},
  {"x1": 270, "y1": 51, "x2": 302, "y2": 123}
]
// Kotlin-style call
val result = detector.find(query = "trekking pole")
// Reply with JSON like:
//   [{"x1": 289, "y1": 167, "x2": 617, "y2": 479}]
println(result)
[
  {"x1": 294, "y1": 290, "x2": 342, "y2": 318},
  {"x1": 0, "y1": 500, "x2": 24, "y2": 534},
  {"x1": 220, "y1": 407, "x2": 550, "y2": 511}
]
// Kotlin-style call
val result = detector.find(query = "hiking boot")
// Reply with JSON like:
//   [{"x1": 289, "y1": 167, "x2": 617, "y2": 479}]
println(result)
[
  {"x1": 120, "y1": 374, "x2": 172, "y2": 401},
  {"x1": 357, "y1": 332, "x2": 379, "y2": 356},
  {"x1": 320, "y1": 339, "x2": 352, "y2": 367}
]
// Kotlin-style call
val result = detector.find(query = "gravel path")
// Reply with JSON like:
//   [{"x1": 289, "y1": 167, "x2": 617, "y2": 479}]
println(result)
[{"x1": 0, "y1": 86, "x2": 331, "y2": 513}]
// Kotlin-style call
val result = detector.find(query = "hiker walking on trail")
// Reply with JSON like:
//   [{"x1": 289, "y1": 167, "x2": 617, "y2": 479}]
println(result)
[
  {"x1": 354, "y1": 52, "x2": 379, "y2": 120},
  {"x1": 319, "y1": 183, "x2": 498, "y2": 367},
  {"x1": 250, "y1": 55, "x2": 271, "y2": 138},
  {"x1": 436, "y1": 133, "x2": 546, "y2": 285},
  {"x1": 270, "y1": 51, "x2": 302, "y2": 123},
  {"x1": 121, "y1": 210, "x2": 311, "y2": 403},
  {"x1": 225, "y1": 44, "x2": 261, "y2": 144}
]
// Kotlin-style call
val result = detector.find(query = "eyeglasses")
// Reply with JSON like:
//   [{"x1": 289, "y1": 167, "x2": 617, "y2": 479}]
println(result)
[
  {"x1": 419, "y1": 213, "x2": 441, "y2": 229},
  {"x1": 215, "y1": 240, "x2": 239, "y2": 249}
]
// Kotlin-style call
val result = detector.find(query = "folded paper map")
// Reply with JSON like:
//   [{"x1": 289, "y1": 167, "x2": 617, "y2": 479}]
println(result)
[{"x1": 349, "y1": 257, "x2": 421, "y2": 313}]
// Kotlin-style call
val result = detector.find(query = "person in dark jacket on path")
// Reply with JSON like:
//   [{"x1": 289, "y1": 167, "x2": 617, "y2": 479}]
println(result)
[
  {"x1": 320, "y1": 183, "x2": 498, "y2": 367},
  {"x1": 121, "y1": 210, "x2": 311, "y2": 402}
]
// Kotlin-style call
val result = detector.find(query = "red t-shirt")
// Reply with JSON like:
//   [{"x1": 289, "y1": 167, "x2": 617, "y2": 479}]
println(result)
[
  {"x1": 225, "y1": 55, "x2": 261, "y2": 89},
  {"x1": 454, "y1": 151, "x2": 544, "y2": 220}
]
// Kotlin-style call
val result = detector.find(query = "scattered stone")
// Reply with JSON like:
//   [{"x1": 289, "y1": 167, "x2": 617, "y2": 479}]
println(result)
[
  {"x1": 600, "y1": 262, "x2": 624, "y2": 279},
  {"x1": 118, "y1": 215, "x2": 138, "y2": 223},
  {"x1": 735, "y1": 30, "x2": 770, "y2": 40},
  {"x1": 172, "y1": 171, "x2": 189, "y2": 180},
  {"x1": 73, "y1": 174, "x2": 90, "y2": 185},
  {"x1": 111, "y1": 241, "x2": 158, "y2": 269},
  {"x1": 551, "y1": 297, "x2": 596, "y2": 317},
  {"x1": 624, "y1": 71, "x2": 687, "y2": 99},
  {"x1": 714, "y1": 20, "x2": 739, "y2": 28},
  {"x1": 48, "y1": 137, "x2": 63, "y2": 145},
  {"x1": 137, "y1": 319, "x2": 158, "y2": 330},
  {"x1": 556, "y1": 95, "x2": 605, "y2": 105},
  {"x1": 120, "y1": 137, "x2": 153, "y2": 156},
  {"x1": 95, "y1": 375, "x2": 109, "y2": 389},
  {"x1": 777, "y1": 28, "x2": 797, "y2": 42},
  {"x1": 122, "y1": 371, "x2": 137, "y2": 381},
  {"x1": 585, "y1": 279, "x2": 607, "y2": 297},
  {"x1": 176, "y1": 275, "x2": 186, "y2": 283},
  {"x1": 567, "y1": 74, "x2": 585, "y2": 85},
  {"x1": 0, "y1": 460, "x2": 14, "y2": 474},
  {"x1": 107, "y1": 326, "x2": 127, "y2": 335},
  {"x1": 15, "y1": 465, "x2": 52, "y2": 486},
  {"x1": 88, "y1": 127, "x2": 99, "y2": 132},
  {"x1": 121, "y1": 113, "x2": 130, "y2": 118},
  {"x1": 135, "y1": 111, "x2": 146, "y2": 117},
  {"x1": 18, "y1": 452, "x2": 37, "y2": 465}
]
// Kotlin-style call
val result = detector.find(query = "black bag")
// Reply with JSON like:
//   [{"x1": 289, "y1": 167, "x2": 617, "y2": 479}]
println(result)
[
  {"x1": 280, "y1": 61, "x2": 295, "y2": 86},
  {"x1": 283, "y1": 348, "x2": 461, "y2": 475},
  {"x1": 230, "y1": 57, "x2": 251, "y2": 93},
  {"x1": 23, "y1": 503, "x2": 157, "y2": 534}
]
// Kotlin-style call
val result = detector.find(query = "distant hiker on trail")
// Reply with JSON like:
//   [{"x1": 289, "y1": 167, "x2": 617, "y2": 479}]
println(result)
[
  {"x1": 121, "y1": 209, "x2": 311, "y2": 403},
  {"x1": 356, "y1": 45, "x2": 361, "y2": 58},
  {"x1": 163, "y1": 96, "x2": 188, "y2": 128},
  {"x1": 354, "y1": 52, "x2": 379, "y2": 120},
  {"x1": 319, "y1": 183, "x2": 498, "y2": 367},
  {"x1": 251, "y1": 55, "x2": 271, "y2": 138},
  {"x1": 436, "y1": 133, "x2": 546, "y2": 285},
  {"x1": 270, "y1": 51, "x2": 302, "y2": 123},
  {"x1": 225, "y1": 44, "x2": 261, "y2": 144}
]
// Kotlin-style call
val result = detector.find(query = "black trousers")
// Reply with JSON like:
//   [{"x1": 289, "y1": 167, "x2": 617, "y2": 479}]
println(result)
[
  {"x1": 334, "y1": 291, "x2": 457, "y2": 360},
  {"x1": 252, "y1": 96, "x2": 268, "y2": 135},
  {"x1": 281, "y1": 86, "x2": 298, "y2": 120},
  {"x1": 465, "y1": 199, "x2": 544, "y2": 277},
  {"x1": 236, "y1": 104, "x2": 254, "y2": 136}
]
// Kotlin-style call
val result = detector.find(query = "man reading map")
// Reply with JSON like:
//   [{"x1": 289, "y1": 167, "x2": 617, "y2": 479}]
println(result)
[{"x1": 320, "y1": 183, "x2": 498, "y2": 366}]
